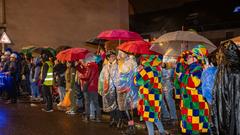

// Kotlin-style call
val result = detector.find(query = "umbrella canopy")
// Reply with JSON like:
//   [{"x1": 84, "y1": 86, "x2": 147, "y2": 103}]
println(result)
[
  {"x1": 222, "y1": 36, "x2": 240, "y2": 49},
  {"x1": 56, "y1": 48, "x2": 89, "y2": 62},
  {"x1": 150, "y1": 30, "x2": 217, "y2": 56},
  {"x1": 97, "y1": 29, "x2": 143, "y2": 41},
  {"x1": 21, "y1": 46, "x2": 36, "y2": 50},
  {"x1": 56, "y1": 45, "x2": 71, "y2": 54},
  {"x1": 31, "y1": 47, "x2": 45, "y2": 57},
  {"x1": 117, "y1": 40, "x2": 157, "y2": 55},
  {"x1": 86, "y1": 38, "x2": 107, "y2": 45},
  {"x1": 20, "y1": 46, "x2": 36, "y2": 54},
  {"x1": 230, "y1": 36, "x2": 240, "y2": 45},
  {"x1": 30, "y1": 47, "x2": 53, "y2": 57},
  {"x1": 46, "y1": 47, "x2": 56, "y2": 56}
]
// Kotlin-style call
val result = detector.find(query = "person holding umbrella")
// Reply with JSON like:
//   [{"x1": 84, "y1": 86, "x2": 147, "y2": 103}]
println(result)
[
  {"x1": 40, "y1": 52, "x2": 54, "y2": 112},
  {"x1": 116, "y1": 50, "x2": 138, "y2": 134},
  {"x1": 80, "y1": 53, "x2": 101, "y2": 122},
  {"x1": 98, "y1": 50, "x2": 119, "y2": 126}
]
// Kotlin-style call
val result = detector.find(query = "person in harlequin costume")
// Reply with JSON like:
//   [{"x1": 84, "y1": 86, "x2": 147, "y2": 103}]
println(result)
[
  {"x1": 98, "y1": 50, "x2": 119, "y2": 127},
  {"x1": 174, "y1": 51, "x2": 191, "y2": 100},
  {"x1": 116, "y1": 50, "x2": 138, "y2": 134},
  {"x1": 134, "y1": 54, "x2": 168, "y2": 135},
  {"x1": 179, "y1": 45, "x2": 210, "y2": 134}
]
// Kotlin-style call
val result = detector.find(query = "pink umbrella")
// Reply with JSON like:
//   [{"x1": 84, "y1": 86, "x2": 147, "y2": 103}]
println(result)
[
  {"x1": 97, "y1": 29, "x2": 143, "y2": 41},
  {"x1": 56, "y1": 48, "x2": 89, "y2": 62}
]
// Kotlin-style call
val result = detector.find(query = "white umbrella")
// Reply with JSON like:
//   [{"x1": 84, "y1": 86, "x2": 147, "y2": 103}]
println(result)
[{"x1": 150, "y1": 31, "x2": 217, "y2": 56}]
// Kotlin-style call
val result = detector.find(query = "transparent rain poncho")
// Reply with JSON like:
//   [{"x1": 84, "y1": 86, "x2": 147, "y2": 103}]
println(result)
[
  {"x1": 98, "y1": 59, "x2": 118, "y2": 112},
  {"x1": 117, "y1": 51, "x2": 138, "y2": 110}
]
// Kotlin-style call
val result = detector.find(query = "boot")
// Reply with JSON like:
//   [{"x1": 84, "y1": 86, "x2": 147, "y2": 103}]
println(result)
[
  {"x1": 109, "y1": 119, "x2": 117, "y2": 127},
  {"x1": 117, "y1": 119, "x2": 124, "y2": 129},
  {"x1": 121, "y1": 126, "x2": 136, "y2": 135},
  {"x1": 82, "y1": 116, "x2": 89, "y2": 123}
]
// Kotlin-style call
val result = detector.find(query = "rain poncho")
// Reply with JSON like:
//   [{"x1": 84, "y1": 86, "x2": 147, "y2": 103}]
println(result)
[
  {"x1": 117, "y1": 51, "x2": 138, "y2": 111},
  {"x1": 134, "y1": 54, "x2": 163, "y2": 122},
  {"x1": 178, "y1": 46, "x2": 210, "y2": 134},
  {"x1": 98, "y1": 60, "x2": 118, "y2": 112},
  {"x1": 201, "y1": 66, "x2": 217, "y2": 104},
  {"x1": 124, "y1": 55, "x2": 138, "y2": 109},
  {"x1": 212, "y1": 40, "x2": 240, "y2": 135}
]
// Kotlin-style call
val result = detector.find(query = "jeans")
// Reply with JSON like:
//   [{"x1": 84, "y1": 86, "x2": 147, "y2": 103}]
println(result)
[
  {"x1": 70, "y1": 82, "x2": 81, "y2": 112},
  {"x1": 31, "y1": 82, "x2": 40, "y2": 98},
  {"x1": 8, "y1": 77, "x2": 17, "y2": 102},
  {"x1": 58, "y1": 86, "x2": 65, "y2": 102},
  {"x1": 42, "y1": 85, "x2": 53, "y2": 110},
  {"x1": 84, "y1": 91, "x2": 101, "y2": 118},
  {"x1": 90, "y1": 101, "x2": 96, "y2": 119},
  {"x1": 145, "y1": 121, "x2": 165, "y2": 135},
  {"x1": 76, "y1": 91, "x2": 84, "y2": 108},
  {"x1": 161, "y1": 87, "x2": 177, "y2": 120}
]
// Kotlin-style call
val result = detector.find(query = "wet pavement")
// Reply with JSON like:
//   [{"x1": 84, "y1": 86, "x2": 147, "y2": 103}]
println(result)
[{"x1": 0, "y1": 99, "x2": 180, "y2": 135}]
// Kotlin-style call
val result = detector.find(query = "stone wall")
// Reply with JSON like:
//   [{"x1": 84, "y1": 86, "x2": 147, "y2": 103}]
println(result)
[{"x1": 4, "y1": 0, "x2": 129, "y2": 51}]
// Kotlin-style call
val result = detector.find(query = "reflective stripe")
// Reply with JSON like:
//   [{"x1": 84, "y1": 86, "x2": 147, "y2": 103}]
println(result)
[
  {"x1": 45, "y1": 78, "x2": 53, "y2": 81},
  {"x1": 47, "y1": 73, "x2": 53, "y2": 75}
]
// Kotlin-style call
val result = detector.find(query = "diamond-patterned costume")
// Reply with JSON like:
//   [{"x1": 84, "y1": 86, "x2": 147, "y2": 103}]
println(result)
[
  {"x1": 177, "y1": 46, "x2": 210, "y2": 134},
  {"x1": 174, "y1": 51, "x2": 191, "y2": 99},
  {"x1": 179, "y1": 62, "x2": 209, "y2": 134},
  {"x1": 134, "y1": 55, "x2": 163, "y2": 122}
]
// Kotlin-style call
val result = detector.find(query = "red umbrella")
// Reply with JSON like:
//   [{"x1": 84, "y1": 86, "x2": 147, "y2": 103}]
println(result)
[
  {"x1": 56, "y1": 48, "x2": 89, "y2": 62},
  {"x1": 97, "y1": 29, "x2": 143, "y2": 41},
  {"x1": 117, "y1": 40, "x2": 159, "y2": 55}
]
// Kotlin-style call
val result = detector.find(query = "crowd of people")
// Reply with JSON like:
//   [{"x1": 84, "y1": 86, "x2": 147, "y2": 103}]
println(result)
[{"x1": 0, "y1": 40, "x2": 239, "y2": 135}]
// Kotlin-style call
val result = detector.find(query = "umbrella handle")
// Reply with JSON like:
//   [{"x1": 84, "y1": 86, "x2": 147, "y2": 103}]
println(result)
[
  {"x1": 97, "y1": 44, "x2": 100, "y2": 54},
  {"x1": 118, "y1": 39, "x2": 120, "y2": 46}
]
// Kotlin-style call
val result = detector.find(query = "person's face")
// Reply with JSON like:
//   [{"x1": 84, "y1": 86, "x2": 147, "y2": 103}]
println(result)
[
  {"x1": 24, "y1": 55, "x2": 28, "y2": 59},
  {"x1": 5, "y1": 54, "x2": 10, "y2": 59},
  {"x1": 74, "y1": 61, "x2": 79, "y2": 66},
  {"x1": 1, "y1": 58, "x2": 5, "y2": 62},
  {"x1": 67, "y1": 62, "x2": 71, "y2": 67},
  {"x1": 162, "y1": 63, "x2": 166, "y2": 68},
  {"x1": 30, "y1": 59, "x2": 34, "y2": 64},
  {"x1": 10, "y1": 56, "x2": 15, "y2": 62},
  {"x1": 187, "y1": 55, "x2": 196, "y2": 64},
  {"x1": 54, "y1": 60, "x2": 59, "y2": 65},
  {"x1": 108, "y1": 54, "x2": 116, "y2": 63},
  {"x1": 117, "y1": 51, "x2": 127, "y2": 60}
]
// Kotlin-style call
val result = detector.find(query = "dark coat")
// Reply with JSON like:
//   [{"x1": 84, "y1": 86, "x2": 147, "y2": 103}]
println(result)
[{"x1": 212, "y1": 40, "x2": 240, "y2": 135}]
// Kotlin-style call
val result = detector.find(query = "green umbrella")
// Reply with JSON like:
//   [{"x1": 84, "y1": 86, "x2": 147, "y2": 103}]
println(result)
[
  {"x1": 46, "y1": 47, "x2": 56, "y2": 56},
  {"x1": 20, "y1": 46, "x2": 36, "y2": 54}
]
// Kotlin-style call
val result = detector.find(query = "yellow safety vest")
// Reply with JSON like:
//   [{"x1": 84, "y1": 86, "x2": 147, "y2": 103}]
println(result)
[{"x1": 41, "y1": 61, "x2": 53, "y2": 86}]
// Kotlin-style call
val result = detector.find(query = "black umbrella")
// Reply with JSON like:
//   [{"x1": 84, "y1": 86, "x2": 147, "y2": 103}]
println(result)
[
  {"x1": 56, "y1": 45, "x2": 71, "y2": 54},
  {"x1": 86, "y1": 38, "x2": 107, "y2": 45}
]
